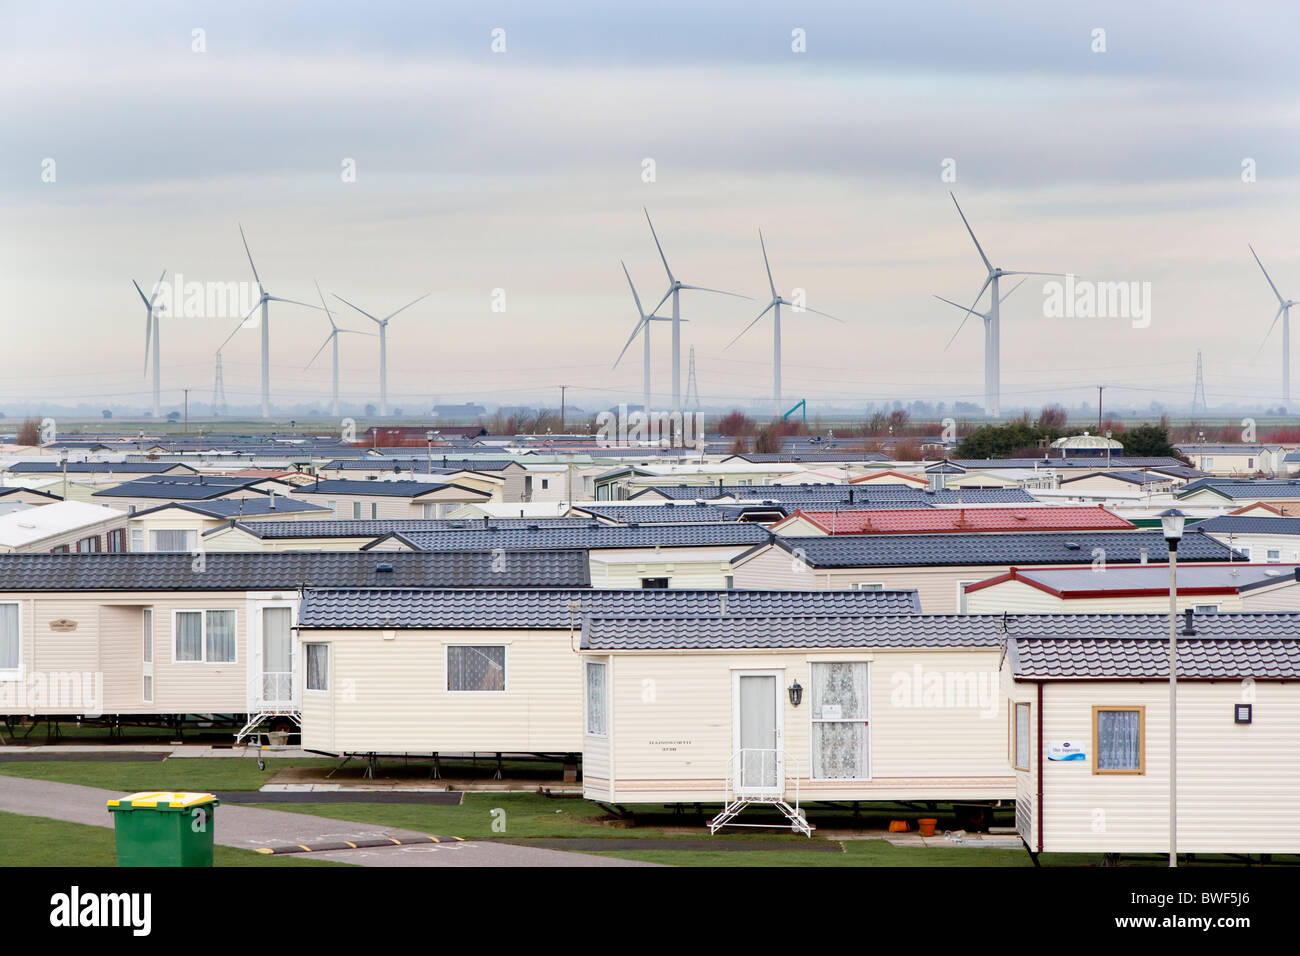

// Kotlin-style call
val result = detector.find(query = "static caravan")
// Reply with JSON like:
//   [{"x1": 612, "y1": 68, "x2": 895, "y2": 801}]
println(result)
[
  {"x1": 581, "y1": 613, "x2": 1025, "y2": 830},
  {"x1": 128, "y1": 498, "x2": 332, "y2": 552},
  {"x1": 0, "y1": 501, "x2": 129, "y2": 554},
  {"x1": 1004, "y1": 612, "x2": 1300, "y2": 855},
  {"x1": 964, "y1": 564, "x2": 1300, "y2": 615},
  {"x1": 1195, "y1": 514, "x2": 1300, "y2": 564},
  {"x1": 293, "y1": 588, "x2": 920, "y2": 761},
  {"x1": 731, "y1": 530, "x2": 1238, "y2": 613},
  {"x1": 0, "y1": 551, "x2": 591, "y2": 736},
  {"x1": 292, "y1": 478, "x2": 493, "y2": 519}
]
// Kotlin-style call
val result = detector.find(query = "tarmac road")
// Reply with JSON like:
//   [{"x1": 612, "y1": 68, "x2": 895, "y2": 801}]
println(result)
[{"x1": 0, "y1": 776, "x2": 653, "y2": 867}]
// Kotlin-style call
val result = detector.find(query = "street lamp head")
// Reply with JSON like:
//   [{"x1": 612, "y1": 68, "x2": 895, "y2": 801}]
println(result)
[{"x1": 1158, "y1": 508, "x2": 1186, "y2": 547}]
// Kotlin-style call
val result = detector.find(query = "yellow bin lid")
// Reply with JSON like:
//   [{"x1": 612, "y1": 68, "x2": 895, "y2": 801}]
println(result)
[{"x1": 107, "y1": 791, "x2": 219, "y2": 810}]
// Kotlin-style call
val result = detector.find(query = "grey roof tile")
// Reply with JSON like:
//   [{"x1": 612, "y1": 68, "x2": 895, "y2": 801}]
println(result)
[
  {"x1": 0, "y1": 551, "x2": 591, "y2": 590},
  {"x1": 297, "y1": 587, "x2": 922, "y2": 629},
  {"x1": 763, "y1": 529, "x2": 1237, "y2": 568},
  {"x1": 381, "y1": 522, "x2": 773, "y2": 551}
]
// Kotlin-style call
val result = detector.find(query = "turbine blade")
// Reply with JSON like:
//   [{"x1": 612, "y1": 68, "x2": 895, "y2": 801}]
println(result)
[
  {"x1": 932, "y1": 294, "x2": 982, "y2": 316},
  {"x1": 613, "y1": 316, "x2": 648, "y2": 369},
  {"x1": 678, "y1": 284, "x2": 753, "y2": 301},
  {"x1": 643, "y1": 207, "x2": 674, "y2": 283},
  {"x1": 621, "y1": 260, "x2": 645, "y2": 318},
  {"x1": 142, "y1": 297, "x2": 152, "y2": 377},
  {"x1": 950, "y1": 192, "x2": 993, "y2": 274},
  {"x1": 132, "y1": 279, "x2": 151, "y2": 309},
  {"x1": 148, "y1": 269, "x2": 167, "y2": 309},
  {"x1": 315, "y1": 279, "x2": 337, "y2": 330},
  {"x1": 381, "y1": 293, "x2": 430, "y2": 323},
  {"x1": 1250, "y1": 244, "x2": 1287, "y2": 305},
  {"x1": 943, "y1": 274, "x2": 994, "y2": 352},
  {"x1": 793, "y1": 304, "x2": 844, "y2": 323},
  {"x1": 266, "y1": 295, "x2": 322, "y2": 310},
  {"x1": 1000, "y1": 271, "x2": 1066, "y2": 278},
  {"x1": 647, "y1": 287, "x2": 673, "y2": 318},
  {"x1": 1258, "y1": 303, "x2": 1287, "y2": 354},
  {"x1": 759, "y1": 230, "x2": 777, "y2": 299},
  {"x1": 333, "y1": 293, "x2": 382, "y2": 324},
  {"x1": 238, "y1": 223, "x2": 262, "y2": 290},
  {"x1": 724, "y1": 301, "x2": 776, "y2": 351},
  {"x1": 999, "y1": 276, "x2": 1029, "y2": 304},
  {"x1": 217, "y1": 311, "x2": 253, "y2": 353},
  {"x1": 305, "y1": 333, "x2": 333, "y2": 370}
]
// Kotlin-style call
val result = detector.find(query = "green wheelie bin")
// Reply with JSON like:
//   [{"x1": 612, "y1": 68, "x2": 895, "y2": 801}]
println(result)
[{"x1": 106, "y1": 791, "x2": 221, "y2": 867}]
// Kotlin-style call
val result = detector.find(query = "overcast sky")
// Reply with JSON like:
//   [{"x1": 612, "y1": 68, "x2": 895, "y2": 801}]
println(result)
[{"x1": 2, "y1": 1, "x2": 1298, "y2": 417}]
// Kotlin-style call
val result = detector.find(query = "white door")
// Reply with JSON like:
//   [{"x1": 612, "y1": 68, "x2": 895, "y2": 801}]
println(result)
[
  {"x1": 733, "y1": 671, "x2": 782, "y2": 796},
  {"x1": 261, "y1": 607, "x2": 293, "y2": 704}
]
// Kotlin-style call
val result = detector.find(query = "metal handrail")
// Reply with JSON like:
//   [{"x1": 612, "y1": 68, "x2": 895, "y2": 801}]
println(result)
[{"x1": 724, "y1": 747, "x2": 802, "y2": 811}]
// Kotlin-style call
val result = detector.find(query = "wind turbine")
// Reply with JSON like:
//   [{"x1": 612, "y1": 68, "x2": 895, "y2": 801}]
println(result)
[
  {"x1": 642, "y1": 208, "x2": 750, "y2": 413},
  {"x1": 942, "y1": 192, "x2": 1066, "y2": 418},
  {"x1": 612, "y1": 260, "x2": 680, "y2": 413},
  {"x1": 305, "y1": 280, "x2": 374, "y2": 418},
  {"x1": 1250, "y1": 244, "x2": 1300, "y2": 404},
  {"x1": 133, "y1": 269, "x2": 167, "y2": 419},
  {"x1": 932, "y1": 278, "x2": 1028, "y2": 405},
  {"x1": 723, "y1": 230, "x2": 843, "y2": 406},
  {"x1": 223, "y1": 225, "x2": 322, "y2": 418},
  {"x1": 334, "y1": 292, "x2": 430, "y2": 417}
]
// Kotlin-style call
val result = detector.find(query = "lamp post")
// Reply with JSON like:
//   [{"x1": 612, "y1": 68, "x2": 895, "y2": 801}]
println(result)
[
  {"x1": 426, "y1": 430, "x2": 435, "y2": 476},
  {"x1": 1159, "y1": 508, "x2": 1185, "y2": 868}
]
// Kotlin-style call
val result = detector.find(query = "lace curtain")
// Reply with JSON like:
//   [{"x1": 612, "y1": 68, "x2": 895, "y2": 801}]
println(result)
[
  {"x1": 1097, "y1": 709, "x2": 1141, "y2": 770},
  {"x1": 586, "y1": 662, "x2": 607, "y2": 736},
  {"x1": 0, "y1": 604, "x2": 17, "y2": 669},
  {"x1": 306, "y1": 644, "x2": 329, "y2": 691},
  {"x1": 447, "y1": 645, "x2": 506, "y2": 691},
  {"x1": 176, "y1": 611, "x2": 203, "y2": 661},
  {"x1": 205, "y1": 610, "x2": 236, "y2": 663},
  {"x1": 811, "y1": 662, "x2": 868, "y2": 779}
]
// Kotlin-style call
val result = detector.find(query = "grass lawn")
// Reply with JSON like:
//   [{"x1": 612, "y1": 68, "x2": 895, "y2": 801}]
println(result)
[
  {"x1": 0, "y1": 811, "x2": 342, "y2": 867},
  {"x1": 0, "y1": 759, "x2": 340, "y2": 793}
]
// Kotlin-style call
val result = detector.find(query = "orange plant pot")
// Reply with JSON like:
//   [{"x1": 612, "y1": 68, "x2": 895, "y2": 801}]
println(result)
[
  {"x1": 917, "y1": 818, "x2": 938, "y2": 837},
  {"x1": 887, "y1": 820, "x2": 910, "y2": 833}
]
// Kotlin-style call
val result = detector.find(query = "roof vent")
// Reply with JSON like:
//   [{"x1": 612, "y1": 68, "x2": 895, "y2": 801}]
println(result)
[
  {"x1": 527, "y1": 524, "x2": 540, "y2": 531},
  {"x1": 1181, "y1": 608, "x2": 1196, "y2": 636},
  {"x1": 375, "y1": 563, "x2": 394, "y2": 573},
  {"x1": 626, "y1": 522, "x2": 640, "y2": 529},
  {"x1": 1139, "y1": 547, "x2": 1149, "y2": 565}
]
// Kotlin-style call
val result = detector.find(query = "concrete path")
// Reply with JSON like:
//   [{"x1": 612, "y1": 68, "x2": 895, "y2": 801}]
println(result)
[{"x1": 0, "y1": 776, "x2": 651, "y2": 867}]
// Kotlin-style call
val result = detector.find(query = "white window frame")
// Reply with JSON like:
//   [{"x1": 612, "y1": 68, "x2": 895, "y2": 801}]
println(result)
[
  {"x1": 1267, "y1": 549, "x2": 1282, "y2": 563},
  {"x1": 142, "y1": 607, "x2": 154, "y2": 703},
  {"x1": 585, "y1": 660, "x2": 608, "y2": 737},
  {"x1": 444, "y1": 644, "x2": 507, "y2": 693},
  {"x1": 808, "y1": 660, "x2": 871, "y2": 782},
  {"x1": 0, "y1": 601, "x2": 22, "y2": 681},
  {"x1": 1013, "y1": 701, "x2": 1030, "y2": 771},
  {"x1": 130, "y1": 528, "x2": 144, "y2": 552},
  {"x1": 851, "y1": 582, "x2": 885, "y2": 591},
  {"x1": 956, "y1": 580, "x2": 978, "y2": 614},
  {"x1": 304, "y1": 643, "x2": 330, "y2": 693},
  {"x1": 352, "y1": 501, "x2": 362, "y2": 519},
  {"x1": 1193, "y1": 603, "x2": 1219, "y2": 614},
  {"x1": 151, "y1": 529, "x2": 197, "y2": 553},
  {"x1": 171, "y1": 609, "x2": 238, "y2": 664}
]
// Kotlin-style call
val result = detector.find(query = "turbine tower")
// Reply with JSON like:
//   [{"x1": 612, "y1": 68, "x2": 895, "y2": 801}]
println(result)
[
  {"x1": 223, "y1": 225, "x2": 321, "y2": 419},
  {"x1": 724, "y1": 230, "x2": 843, "y2": 406},
  {"x1": 941, "y1": 193, "x2": 1065, "y2": 418},
  {"x1": 642, "y1": 208, "x2": 749, "y2": 413},
  {"x1": 306, "y1": 280, "x2": 373, "y2": 418},
  {"x1": 932, "y1": 277, "x2": 1027, "y2": 407},
  {"x1": 334, "y1": 292, "x2": 430, "y2": 417},
  {"x1": 133, "y1": 269, "x2": 166, "y2": 419},
  {"x1": 1250, "y1": 244, "x2": 1299, "y2": 404},
  {"x1": 613, "y1": 260, "x2": 679, "y2": 413}
]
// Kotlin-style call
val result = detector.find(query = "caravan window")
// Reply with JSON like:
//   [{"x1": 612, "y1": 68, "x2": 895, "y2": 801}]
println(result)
[
  {"x1": 174, "y1": 610, "x2": 237, "y2": 663},
  {"x1": 446, "y1": 645, "x2": 506, "y2": 692},
  {"x1": 1013, "y1": 702, "x2": 1030, "y2": 771},
  {"x1": 305, "y1": 644, "x2": 329, "y2": 692},
  {"x1": 0, "y1": 603, "x2": 19, "y2": 676},
  {"x1": 810, "y1": 662, "x2": 869, "y2": 779},
  {"x1": 151, "y1": 529, "x2": 197, "y2": 553},
  {"x1": 585, "y1": 661, "x2": 607, "y2": 736},
  {"x1": 1093, "y1": 706, "x2": 1144, "y2": 774}
]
